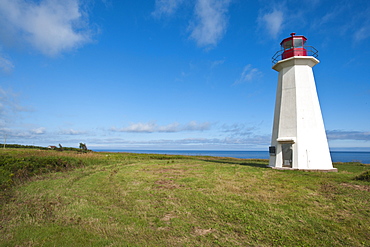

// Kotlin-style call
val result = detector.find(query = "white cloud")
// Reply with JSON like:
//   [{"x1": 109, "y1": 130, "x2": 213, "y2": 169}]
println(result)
[
  {"x1": 31, "y1": 127, "x2": 46, "y2": 135},
  {"x1": 211, "y1": 59, "x2": 225, "y2": 68},
  {"x1": 0, "y1": 87, "x2": 28, "y2": 127},
  {"x1": 112, "y1": 122, "x2": 157, "y2": 133},
  {"x1": 354, "y1": 25, "x2": 370, "y2": 42},
  {"x1": 258, "y1": 9, "x2": 284, "y2": 39},
  {"x1": 234, "y1": 64, "x2": 262, "y2": 85},
  {"x1": 111, "y1": 121, "x2": 212, "y2": 133},
  {"x1": 319, "y1": 6, "x2": 343, "y2": 25},
  {"x1": 327, "y1": 130, "x2": 370, "y2": 141},
  {"x1": 351, "y1": 4, "x2": 370, "y2": 42},
  {"x1": 307, "y1": 2, "x2": 370, "y2": 43},
  {"x1": 184, "y1": 121, "x2": 211, "y2": 131},
  {"x1": 157, "y1": 122, "x2": 181, "y2": 132},
  {"x1": 0, "y1": 0, "x2": 92, "y2": 56},
  {"x1": 0, "y1": 55, "x2": 14, "y2": 73},
  {"x1": 152, "y1": 0, "x2": 184, "y2": 17},
  {"x1": 0, "y1": 127, "x2": 46, "y2": 141},
  {"x1": 153, "y1": 0, "x2": 231, "y2": 48},
  {"x1": 60, "y1": 128, "x2": 87, "y2": 135},
  {"x1": 221, "y1": 123, "x2": 255, "y2": 136},
  {"x1": 189, "y1": 0, "x2": 230, "y2": 47}
]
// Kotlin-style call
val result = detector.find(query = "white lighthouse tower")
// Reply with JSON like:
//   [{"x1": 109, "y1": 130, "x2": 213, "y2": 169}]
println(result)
[{"x1": 268, "y1": 33, "x2": 337, "y2": 171}]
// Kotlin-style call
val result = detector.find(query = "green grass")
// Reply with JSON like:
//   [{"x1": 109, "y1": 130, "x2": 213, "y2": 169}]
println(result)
[{"x1": 1, "y1": 149, "x2": 369, "y2": 246}]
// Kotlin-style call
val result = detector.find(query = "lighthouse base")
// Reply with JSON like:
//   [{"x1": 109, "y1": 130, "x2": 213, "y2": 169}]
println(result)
[{"x1": 267, "y1": 166, "x2": 338, "y2": 172}]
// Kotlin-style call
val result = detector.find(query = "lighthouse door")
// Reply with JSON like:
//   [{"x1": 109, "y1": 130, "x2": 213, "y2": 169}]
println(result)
[{"x1": 282, "y1": 143, "x2": 293, "y2": 167}]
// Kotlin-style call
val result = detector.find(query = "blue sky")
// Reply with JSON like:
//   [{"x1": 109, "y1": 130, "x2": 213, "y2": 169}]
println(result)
[{"x1": 0, "y1": 0, "x2": 369, "y2": 151}]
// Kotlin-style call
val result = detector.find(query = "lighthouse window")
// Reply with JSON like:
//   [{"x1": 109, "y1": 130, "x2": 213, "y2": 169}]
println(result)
[
  {"x1": 294, "y1": 38, "x2": 303, "y2": 47},
  {"x1": 283, "y1": 40, "x2": 293, "y2": 50}
]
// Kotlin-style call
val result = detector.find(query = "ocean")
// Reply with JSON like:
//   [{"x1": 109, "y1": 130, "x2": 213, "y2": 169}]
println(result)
[{"x1": 93, "y1": 150, "x2": 370, "y2": 164}]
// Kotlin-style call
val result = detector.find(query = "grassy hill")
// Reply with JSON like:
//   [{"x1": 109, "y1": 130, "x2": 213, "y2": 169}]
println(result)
[{"x1": 1, "y1": 148, "x2": 369, "y2": 246}]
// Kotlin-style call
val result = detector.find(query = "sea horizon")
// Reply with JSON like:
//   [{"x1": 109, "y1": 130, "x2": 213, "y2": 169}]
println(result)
[{"x1": 92, "y1": 149, "x2": 370, "y2": 164}]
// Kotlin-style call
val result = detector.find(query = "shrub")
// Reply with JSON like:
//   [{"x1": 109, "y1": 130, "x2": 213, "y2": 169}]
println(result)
[
  {"x1": 354, "y1": 170, "x2": 370, "y2": 181},
  {"x1": 0, "y1": 153, "x2": 86, "y2": 200}
]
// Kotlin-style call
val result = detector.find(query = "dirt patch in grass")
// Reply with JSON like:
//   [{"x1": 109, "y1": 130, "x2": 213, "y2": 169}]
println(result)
[
  {"x1": 154, "y1": 179, "x2": 184, "y2": 190},
  {"x1": 161, "y1": 213, "x2": 177, "y2": 222},
  {"x1": 150, "y1": 164, "x2": 202, "y2": 175},
  {"x1": 192, "y1": 227, "x2": 215, "y2": 236},
  {"x1": 154, "y1": 168, "x2": 188, "y2": 175},
  {"x1": 340, "y1": 183, "x2": 370, "y2": 192}
]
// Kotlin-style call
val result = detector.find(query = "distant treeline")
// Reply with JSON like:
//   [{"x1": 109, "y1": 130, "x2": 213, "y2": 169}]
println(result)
[
  {"x1": 1, "y1": 144, "x2": 49, "y2": 150},
  {"x1": 1, "y1": 144, "x2": 86, "y2": 152}
]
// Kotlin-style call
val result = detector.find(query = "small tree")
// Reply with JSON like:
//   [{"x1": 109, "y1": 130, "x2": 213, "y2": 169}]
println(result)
[{"x1": 79, "y1": 143, "x2": 88, "y2": 152}]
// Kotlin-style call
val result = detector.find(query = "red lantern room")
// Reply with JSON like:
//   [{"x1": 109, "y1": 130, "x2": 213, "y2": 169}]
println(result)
[
  {"x1": 280, "y1": 33, "x2": 307, "y2": 59},
  {"x1": 272, "y1": 33, "x2": 318, "y2": 64}
]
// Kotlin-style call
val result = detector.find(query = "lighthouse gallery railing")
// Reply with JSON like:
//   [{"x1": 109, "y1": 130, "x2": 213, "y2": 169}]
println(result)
[{"x1": 271, "y1": 46, "x2": 319, "y2": 65}]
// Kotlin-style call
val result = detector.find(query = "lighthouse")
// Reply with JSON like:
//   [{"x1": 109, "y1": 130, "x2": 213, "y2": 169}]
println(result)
[{"x1": 268, "y1": 33, "x2": 337, "y2": 171}]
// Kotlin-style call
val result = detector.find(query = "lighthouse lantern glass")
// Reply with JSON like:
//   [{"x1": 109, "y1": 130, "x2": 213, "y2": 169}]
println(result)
[
  {"x1": 281, "y1": 35, "x2": 308, "y2": 59},
  {"x1": 294, "y1": 38, "x2": 303, "y2": 47},
  {"x1": 283, "y1": 40, "x2": 292, "y2": 50}
]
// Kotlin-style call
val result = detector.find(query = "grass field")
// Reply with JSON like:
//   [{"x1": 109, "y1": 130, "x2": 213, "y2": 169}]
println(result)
[{"x1": 1, "y1": 148, "x2": 369, "y2": 246}]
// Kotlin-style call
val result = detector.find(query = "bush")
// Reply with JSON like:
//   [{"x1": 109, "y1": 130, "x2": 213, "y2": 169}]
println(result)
[{"x1": 354, "y1": 170, "x2": 370, "y2": 181}]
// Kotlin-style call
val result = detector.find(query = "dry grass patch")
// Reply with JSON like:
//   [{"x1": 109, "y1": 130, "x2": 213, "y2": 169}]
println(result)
[
  {"x1": 155, "y1": 179, "x2": 184, "y2": 190},
  {"x1": 340, "y1": 182, "x2": 370, "y2": 191},
  {"x1": 192, "y1": 227, "x2": 215, "y2": 236}
]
